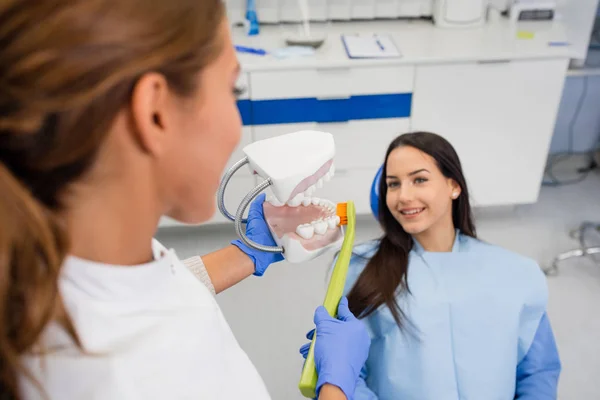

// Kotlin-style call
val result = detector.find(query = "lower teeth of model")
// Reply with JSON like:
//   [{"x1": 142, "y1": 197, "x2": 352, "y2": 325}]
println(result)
[{"x1": 296, "y1": 216, "x2": 340, "y2": 239}]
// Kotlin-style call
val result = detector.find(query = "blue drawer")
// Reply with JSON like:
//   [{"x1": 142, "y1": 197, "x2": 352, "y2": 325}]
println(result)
[{"x1": 250, "y1": 93, "x2": 412, "y2": 125}]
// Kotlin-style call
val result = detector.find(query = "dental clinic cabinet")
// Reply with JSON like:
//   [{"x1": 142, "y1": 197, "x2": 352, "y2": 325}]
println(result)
[{"x1": 159, "y1": 21, "x2": 571, "y2": 227}]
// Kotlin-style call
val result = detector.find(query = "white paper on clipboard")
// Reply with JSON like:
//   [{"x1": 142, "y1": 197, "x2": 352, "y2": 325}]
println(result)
[{"x1": 341, "y1": 34, "x2": 401, "y2": 59}]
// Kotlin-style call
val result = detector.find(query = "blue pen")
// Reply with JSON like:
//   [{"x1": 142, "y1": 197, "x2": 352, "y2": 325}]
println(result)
[
  {"x1": 375, "y1": 37, "x2": 385, "y2": 51},
  {"x1": 235, "y1": 45, "x2": 268, "y2": 56}
]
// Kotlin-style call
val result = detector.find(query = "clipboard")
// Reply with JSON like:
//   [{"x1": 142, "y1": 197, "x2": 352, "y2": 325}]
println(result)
[{"x1": 341, "y1": 34, "x2": 401, "y2": 59}]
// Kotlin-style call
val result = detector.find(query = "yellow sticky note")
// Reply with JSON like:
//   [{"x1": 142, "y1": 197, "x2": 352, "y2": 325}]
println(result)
[{"x1": 517, "y1": 31, "x2": 535, "y2": 39}]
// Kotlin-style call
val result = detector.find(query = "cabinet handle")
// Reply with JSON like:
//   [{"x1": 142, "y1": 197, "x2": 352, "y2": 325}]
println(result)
[
  {"x1": 316, "y1": 95, "x2": 351, "y2": 100},
  {"x1": 316, "y1": 67, "x2": 351, "y2": 73},
  {"x1": 477, "y1": 59, "x2": 511, "y2": 65}
]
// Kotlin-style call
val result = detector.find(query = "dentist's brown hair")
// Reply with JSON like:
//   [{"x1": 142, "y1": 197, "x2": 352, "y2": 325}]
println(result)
[
  {"x1": 0, "y1": 0, "x2": 225, "y2": 398},
  {"x1": 347, "y1": 132, "x2": 477, "y2": 331}
]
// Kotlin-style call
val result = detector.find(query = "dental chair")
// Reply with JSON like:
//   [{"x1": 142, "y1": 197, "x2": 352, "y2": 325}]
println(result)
[
  {"x1": 544, "y1": 222, "x2": 600, "y2": 276},
  {"x1": 369, "y1": 165, "x2": 383, "y2": 219}
]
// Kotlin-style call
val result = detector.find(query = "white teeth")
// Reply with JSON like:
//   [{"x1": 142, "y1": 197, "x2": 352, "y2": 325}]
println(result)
[
  {"x1": 401, "y1": 208, "x2": 423, "y2": 215},
  {"x1": 287, "y1": 194, "x2": 303, "y2": 207},
  {"x1": 305, "y1": 185, "x2": 316, "y2": 196},
  {"x1": 316, "y1": 178, "x2": 324, "y2": 189},
  {"x1": 313, "y1": 219, "x2": 328, "y2": 235},
  {"x1": 296, "y1": 224, "x2": 315, "y2": 239},
  {"x1": 327, "y1": 216, "x2": 337, "y2": 229},
  {"x1": 302, "y1": 197, "x2": 312, "y2": 206},
  {"x1": 330, "y1": 163, "x2": 335, "y2": 177},
  {"x1": 311, "y1": 197, "x2": 320, "y2": 205},
  {"x1": 334, "y1": 215, "x2": 340, "y2": 225},
  {"x1": 324, "y1": 171, "x2": 332, "y2": 182},
  {"x1": 318, "y1": 199, "x2": 335, "y2": 212}
]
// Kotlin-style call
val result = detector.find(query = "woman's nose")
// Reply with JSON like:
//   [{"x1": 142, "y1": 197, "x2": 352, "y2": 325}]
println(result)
[{"x1": 397, "y1": 184, "x2": 415, "y2": 203}]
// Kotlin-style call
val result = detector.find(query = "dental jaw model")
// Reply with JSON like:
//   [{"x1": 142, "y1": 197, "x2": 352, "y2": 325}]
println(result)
[{"x1": 217, "y1": 130, "x2": 344, "y2": 263}]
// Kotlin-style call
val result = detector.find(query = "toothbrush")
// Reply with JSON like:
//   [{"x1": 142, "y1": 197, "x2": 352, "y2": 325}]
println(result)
[{"x1": 298, "y1": 201, "x2": 356, "y2": 399}]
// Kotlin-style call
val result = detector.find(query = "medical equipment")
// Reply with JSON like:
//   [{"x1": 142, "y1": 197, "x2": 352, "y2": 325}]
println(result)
[
  {"x1": 508, "y1": 1, "x2": 556, "y2": 23},
  {"x1": 298, "y1": 201, "x2": 356, "y2": 398},
  {"x1": 218, "y1": 130, "x2": 345, "y2": 264},
  {"x1": 284, "y1": 0, "x2": 327, "y2": 49},
  {"x1": 244, "y1": 0, "x2": 259, "y2": 35},
  {"x1": 432, "y1": 0, "x2": 488, "y2": 28},
  {"x1": 234, "y1": 45, "x2": 268, "y2": 56}
]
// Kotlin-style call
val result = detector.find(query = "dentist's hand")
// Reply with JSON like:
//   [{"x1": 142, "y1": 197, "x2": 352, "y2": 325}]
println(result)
[
  {"x1": 300, "y1": 297, "x2": 371, "y2": 399},
  {"x1": 231, "y1": 193, "x2": 284, "y2": 276}
]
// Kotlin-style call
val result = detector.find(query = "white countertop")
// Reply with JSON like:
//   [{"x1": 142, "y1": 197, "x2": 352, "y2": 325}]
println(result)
[{"x1": 232, "y1": 18, "x2": 574, "y2": 71}]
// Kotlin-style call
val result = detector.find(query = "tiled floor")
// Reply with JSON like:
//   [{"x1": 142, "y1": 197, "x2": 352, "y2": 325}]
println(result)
[{"x1": 157, "y1": 166, "x2": 600, "y2": 399}]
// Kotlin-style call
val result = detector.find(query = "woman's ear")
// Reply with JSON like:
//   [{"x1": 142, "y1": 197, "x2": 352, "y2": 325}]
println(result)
[
  {"x1": 448, "y1": 179, "x2": 461, "y2": 199},
  {"x1": 129, "y1": 72, "x2": 171, "y2": 156}
]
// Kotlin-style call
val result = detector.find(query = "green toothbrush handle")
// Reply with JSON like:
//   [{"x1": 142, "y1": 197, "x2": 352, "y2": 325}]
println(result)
[
  {"x1": 298, "y1": 202, "x2": 356, "y2": 399},
  {"x1": 298, "y1": 336, "x2": 318, "y2": 398}
]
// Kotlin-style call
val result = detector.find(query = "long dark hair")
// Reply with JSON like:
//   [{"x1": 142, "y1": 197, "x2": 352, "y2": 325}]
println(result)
[{"x1": 347, "y1": 132, "x2": 477, "y2": 330}]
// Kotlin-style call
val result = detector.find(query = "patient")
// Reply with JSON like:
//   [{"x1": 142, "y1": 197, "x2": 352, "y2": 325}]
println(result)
[{"x1": 301, "y1": 131, "x2": 561, "y2": 399}]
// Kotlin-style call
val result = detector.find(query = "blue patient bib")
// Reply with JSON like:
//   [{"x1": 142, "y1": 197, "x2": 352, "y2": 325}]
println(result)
[{"x1": 343, "y1": 232, "x2": 555, "y2": 400}]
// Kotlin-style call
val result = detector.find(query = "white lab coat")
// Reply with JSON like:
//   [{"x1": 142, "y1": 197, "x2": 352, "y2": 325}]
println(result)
[{"x1": 19, "y1": 240, "x2": 271, "y2": 400}]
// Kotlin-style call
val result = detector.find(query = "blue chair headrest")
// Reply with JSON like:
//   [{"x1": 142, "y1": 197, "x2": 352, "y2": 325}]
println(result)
[{"x1": 370, "y1": 165, "x2": 383, "y2": 219}]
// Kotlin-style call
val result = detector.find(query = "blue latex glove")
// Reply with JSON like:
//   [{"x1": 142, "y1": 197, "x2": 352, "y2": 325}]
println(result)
[
  {"x1": 300, "y1": 297, "x2": 371, "y2": 399},
  {"x1": 231, "y1": 193, "x2": 284, "y2": 276}
]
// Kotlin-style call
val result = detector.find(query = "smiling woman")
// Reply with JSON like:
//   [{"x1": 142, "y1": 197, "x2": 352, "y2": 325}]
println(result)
[
  {"x1": 349, "y1": 131, "x2": 476, "y2": 329},
  {"x1": 332, "y1": 131, "x2": 562, "y2": 400},
  {"x1": 383, "y1": 139, "x2": 468, "y2": 246}
]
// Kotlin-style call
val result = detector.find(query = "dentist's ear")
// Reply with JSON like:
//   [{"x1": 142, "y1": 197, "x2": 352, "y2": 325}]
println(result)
[{"x1": 129, "y1": 72, "x2": 172, "y2": 156}]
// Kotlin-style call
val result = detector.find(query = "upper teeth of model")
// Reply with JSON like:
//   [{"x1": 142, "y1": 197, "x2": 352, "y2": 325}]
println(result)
[
  {"x1": 266, "y1": 196, "x2": 336, "y2": 210},
  {"x1": 266, "y1": 163, "x2": 337, "y2": 208},
  {"x1": 280, "y1": 163, "x2": 336, "y2": 206}
]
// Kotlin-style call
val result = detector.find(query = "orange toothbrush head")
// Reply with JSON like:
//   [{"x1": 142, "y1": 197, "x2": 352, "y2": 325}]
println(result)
[{"x1": 336, "y1": 202, "x2": 348, "y2": 226}]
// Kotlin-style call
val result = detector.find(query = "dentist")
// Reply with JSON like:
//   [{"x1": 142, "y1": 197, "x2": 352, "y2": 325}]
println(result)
[{"x1": 0, "y1": 1, "x2": 370, "y2": 399}]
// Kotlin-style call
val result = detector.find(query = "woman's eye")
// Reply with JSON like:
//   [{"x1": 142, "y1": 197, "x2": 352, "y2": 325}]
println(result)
[
  {"x1": 414, "y1": 178, "x2": 427, "y2": 184},
  {"x1": 233, "y1": 86, "x2": 246, "y2": 97},
  {"x1": 387, "y1": 181, "x2": 399, "y2": 188}
]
